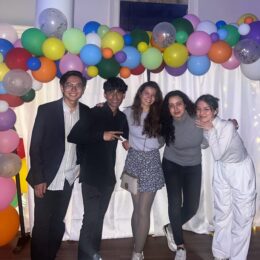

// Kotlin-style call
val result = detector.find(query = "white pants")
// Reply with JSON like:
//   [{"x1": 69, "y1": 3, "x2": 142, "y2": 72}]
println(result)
[{"x1": 212, "y1": 156, "x2": 256, "y2": 260}]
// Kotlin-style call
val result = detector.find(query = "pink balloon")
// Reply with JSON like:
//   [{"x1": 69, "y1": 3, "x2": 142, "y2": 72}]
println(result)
[
  {"x1": 186, "y1": 31, "x2": 212, "y2": 55},
  {"x1": 222, "y1": 49, "x2": 241, "y2": 70},
  {"x1": 110, "y1": 27, "x2": 126, "y2": 36},
  {"x1": 0, "y1": 129, "x2": 20, "y2": 154},
  {"x1": 59, "y1": 53, "x2": 84, "y2": 74},
  {"x1": 0, "y1": 177, "x2": 16, "y2": 210},
  {"x1": 183, "y1": 14, "x2": 201, "y2": 30},
  {"x1": 0, "y1": 23, "x2": 18, "y2": 44},
  {"x1": 13, "y1": 39, "x2": 22, "y2": 48}
]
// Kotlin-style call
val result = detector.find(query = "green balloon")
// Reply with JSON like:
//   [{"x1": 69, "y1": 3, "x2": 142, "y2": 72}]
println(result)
[
  {"x1": 176, "y1": 31, "x2": 188, "y2": 44},
  {"x1": 98, "y1": 25, "x2": 110, "y2": 38},
  {"x1": 141, "y1": 47, "x2": 163, "y2": 70},
  {"x1": 11, "y1": 194, "x2": 18, "y2": 208},
  {"x1": 97, "y1": 58, "x2": 120, "y2": 79},
  {"x1": 172, "y1": 18, "x2": 194, "y2": 36},
  {"x1": 223, "y1": 25, "x2": 240, "y2": 46},
  {"x1": 130, "y1": 29, "x2": 150, "y2": 47},
  {"x1": 21, "y1": 89, "x2": 36, "y2": 102},
  {"x1": 21, "y1": 28, "x2": 47, "y2": 56}
]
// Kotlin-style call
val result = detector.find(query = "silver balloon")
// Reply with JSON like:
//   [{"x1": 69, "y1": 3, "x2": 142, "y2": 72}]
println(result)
[
  {"x1": 240, "y1": 58, "x2": 260, "y2": 80},
  {"x1": 234, "y1": 38, "x2": 260, "y2": 64},
  {"x1": 39, "y1": 8, "x2": 68, "y2": 39},
  {"x1": 152, "y1": 22, "x2": 176, "y2": 48},
  {"x1": 0, "y1": 153, "x2": 21, "y2": 178}
]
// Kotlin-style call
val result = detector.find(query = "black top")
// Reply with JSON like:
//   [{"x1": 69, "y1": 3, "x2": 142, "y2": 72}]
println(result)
[{"x1": 68, "y1": 102, "x2": 129, "y2": 188}]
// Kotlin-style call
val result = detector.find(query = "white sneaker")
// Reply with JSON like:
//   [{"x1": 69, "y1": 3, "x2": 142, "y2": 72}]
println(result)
[
  {"x1": 131, "y1": 251, "x2": 144, "y2": 260},
  {"x1": 163, "y1": 224, "x2": 177, "y2": 251},
  {"x1": 175, "y1": 248, "x2": 186, "y2": 260}
]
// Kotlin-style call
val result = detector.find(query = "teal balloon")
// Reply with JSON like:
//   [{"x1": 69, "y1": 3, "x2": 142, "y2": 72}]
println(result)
[
  {"x1": 21, "y1": 28, "x2": 46, "y2": 56},
  {"x1": 21, "y1": 89, "x2": 35, "y2": 102},
  {"x1": 223, "y1": 24, "x2": 240, "y2": 46},
  {"x1": 130, "y1": 29, "x2": 150, "y2": 48},
  {"x1": 172, "y1": 18, "x2": 194, "y2": 36},
  {"x1": 97, "y1": 58, "x2": 120, "y2": 79}
]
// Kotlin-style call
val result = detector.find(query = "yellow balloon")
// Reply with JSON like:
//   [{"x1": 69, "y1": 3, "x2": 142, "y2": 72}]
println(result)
[
  {"x1": 0, "y1": 53, "x2": 3, "y2": 63},
  {"x1": 0, "y1": 62, "x2": 10, "y2": 81},
  {"x1": 138, "y1": 42, "x2": 148, "y2": 53},
  {"x1": 163, "y1": 43, "x2": 188, "y2": 68},
  {"x1": 87, "y1": 66, "x2": 98, "y2": 77},
  {"x1": 42, "y1": 37, "x2": 66, "y2": 61},
  {"x1": 101, "y1": 32, "x2": 124, "y2": 53},
  {"x1": 237, "y1": 13, "x2": 258, "y2": 25},
  {"x1": 19, "y1": 158, "x2": 28, "y2": 193}
]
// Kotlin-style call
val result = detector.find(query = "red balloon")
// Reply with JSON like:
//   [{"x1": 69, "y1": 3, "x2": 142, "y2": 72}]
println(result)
[
  {"x1": 5, "y1": 47, "x2": 32, "y2": 71},
  {"x1": 16, "y1": 138, "x2": 25, "y2": 159},
  {"x1": 0, "y1": 94, "x2": 24, "y2": 107},
  {"x1": 131, "y1": 64, "x2": 145, "y2": 75}
]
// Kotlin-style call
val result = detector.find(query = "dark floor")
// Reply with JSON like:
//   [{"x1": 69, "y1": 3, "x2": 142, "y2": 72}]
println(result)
[{"x1": 0, "y1": 230, "x2": 260, "y2": 260}]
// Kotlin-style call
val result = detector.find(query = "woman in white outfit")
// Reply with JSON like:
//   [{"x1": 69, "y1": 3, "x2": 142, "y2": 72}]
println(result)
[{"x1": 195, "y1": 94, "x2": 256, "y2": 260}]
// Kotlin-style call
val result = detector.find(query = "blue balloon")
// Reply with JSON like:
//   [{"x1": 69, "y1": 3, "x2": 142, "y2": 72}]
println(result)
[
  {"x1": 83, "y1": 21, "x2": 100, "y2": 35},
  {"x1": 55, "y1": 60, "x2": 62, "y2": 78},
  {"x1": 123, "y1": 34, "x2": 133, "y2": 46},
  {"x1": 80, "y1": 44, "x2": 102, "y2": 66},
  {"x1": 187, "y1": 55, "x2": 211, "y2": 76},
  {"x1": 27, "y1": 57, "x2": 41, "y2": 71},
  {"x1": 0, "y1": 39, "x2": 13, "y2": 58},
  {"x1": 216, "y1": 20, "x2": 226, "y2": 29},
  {"x1": 0, "y1": 81, "x2": 7, "y2": 94},
  {"x1": 217, "y1": 28, "x2": 228, "y2": 40},
  {"x1": 120, "y1": 46, "x2": 141, "y2": 69}
]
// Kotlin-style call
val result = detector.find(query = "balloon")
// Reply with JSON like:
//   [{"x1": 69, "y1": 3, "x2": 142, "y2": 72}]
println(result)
[
  {"x1": 120, "y1": 46, "x2": 141, "y2": 69},
  {"x1": 101, "y1": 31, "x2": 124, "y2": 53},
  {"x1": 0, "y1": 38, "x2": 13, "y2": 58},
  {"x1": 0, "y1": 206, "x2": 19, "y2": 246},
  {"x1": 222, "y1": 25, "x2": 240, "y2": 46},
  {"x1": 42, "y1": 37, "x2": 65, "y2": 61},
  {"x1": 83, "y1": 21, "x2": 100, "y2": 34},
  {"x1": 149, "y1": 61, "x2": 165, "y2": 74},
  {"x1": 97, "y1": 58, "x2": 120, "y2": 79},
  {"x1": 216, "y1": 20, "x2": 226, "y2": 29},
  {"x1": 238, "y1": 23, "x2": 250, "y2": 36},
  {"x1": 141, "y1": 47, "x2": 163, "y2": 70},
  {"x1": 172, "y1": 18, "x2": 194, "y2": 36},
  {"x1": 3, "y1": 69, "x2": 32, "y2": 96},
  {"x1": 0, "y1": 81, "x2": 7, "y2": 94},
  {"x1": 183, "y1": 14, "x2": 200, "y2": 30},
  {"x1": 5, "y1": 47, "x2": 32, "y2": 70},
  {"x1": 0, "y1": 53, "x2": 2, "y2": 63},
  {"x1": 19, "y1": 158, "x2": 28, "y2": 193},
  {"x1": 196, "y1": 20, "x2": 217, "y2": 35},
  {"x1": 130, "y1": 29, "x2": 150, "y2": 48},
  {"x1": 115, "y1": 51, "x2": 127, "y2": 63},
  {"x1": 234, "y1": 39, "x2": 260, "y2": 64},
  {"x1": 187, "y1": 55, "x2": 211, "y2": 76},
  {"x1": 21, "y1": 89, "x2": 36, "y2": 102},
  {"x1": 0, "y1": 23, "x2": 18, "y2": 44},
  {"x1": 208, "y1": 40, "x2": 232, "y2": 63},
  {"x1": 175, "y1": 31, "x2": 188, "y2": 44},
  {"x1": 237, "y1": 13, "x2": 258, "y2": 25},
  {"x1": 21, "y1": 28, "x2": 46, "y2": 56},
  {"x1": 32, "y1": 78, "x2": 43, "y2": 91},
  {"x1": 210, "y1": 32, "x2": 219, "y2": 42},
  {"x1": 97, "y1": 25, "x2": 110, "y2": 38},
  {"x1": 120, "y1": 67, "x2": 131, "y2": 78},
  {"x1": 0, "y1": 63, "x2": 10, "y2": 81},
  {"x1": 38, "y1": 8, "x2": 68, "y2": 39},
  {"x1": 186, "y1": 31, "x2": 212, "y2": 55},
  {"x1": 150, "y1": 37, "x2": 165, "y2": 52},
  {"x1": 137, "y1": 42, "x2": 148, "y2": 53},
  {"x1": 110, "y1": 27, "x2": 126, "y2": 35},
  {"x1": 123, "y1": 34, "x2": 133, "y2": 46},
  {"x1": 0, "y1": 94, "x2": 23, "y2": 107},
  {"x1": 240, "y1": 57, "x2": 260, "y2": 80},
  {"x1": 32, "y1": 57, "x2": 57, "y2": 83},
  {"x1": 13, "y1": 39, "x2": 22, "y2": 48},
  {"x1": 0, "y1": 129, "x2": 20, "y2": 153},
  {"x1": 16, "y1": 138, "x2": 25, "y2": 159},
  {"x1": 59, "y1": 53, "x2": 84, "y2": 74},
  {"x1": 102, "y1": 48, "x2": 113, "y2": 59},
  {"x1": 165, "y1": 63, "x2": 187, "y2": 76},
  {"x1": 86, "y1": 32, "x2": 101, "y2": 47},
  {"x1": 11, "y1": 194, "x2": 18, "y2": 208},
  {"x1": 62, "y1": 28, "x2": 86, "y2": 54},
  {"x1": 87, "y1": 66, "x2": 98, "y2": 77},
  {"x1": 80, "y1": 44, "x2": 102, "y2": 65},
  {"x1": 217, "y1": 28, "x2": 228, "y2": 40},
  {"x1": 0, "y1": 153, "x2": 21, "y2": 178},
  {"x1": 152, "y1": 22, "x2": 176, "y2": 48},
  {"x1": 131, "y1": 64, "x2": 145, "y2": 75},
  {"x1": 0, "y1": 100, "x2": 8, "y2": 112},
  {"x1": 27, "y1": 57, "x2": 41, "y2": 71},
  {"x1": 0, "y1": 177, "x2": 16, "y2": 210},
  {"x1": 163, "y1": 43, "x2": 189, "y2": 68},
  {"x1": 221, "y1": 49, "x2": 241, "y2": 70},
  {"x1": 0, "y1": 108, "x2": 16, "y2": 131},
  {"x1": 241, "y1": 21, "x2": 260, "y2": 44}
]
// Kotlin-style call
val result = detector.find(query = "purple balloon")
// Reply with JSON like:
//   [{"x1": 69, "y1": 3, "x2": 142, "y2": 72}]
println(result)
[
  {"x1": 241, "y1": 21, "x2": 260, "y2": 44},
  {"x1": 115, "y1": 51, "x2": 127, "y2": 63},
  {"x1": 0, "y1": 108, "x2": 16, "y2": 131},
  {"x1": 165, "y1": 63, "x2": 187, "y2": 76},
  {"x1": 210, "y1": 32, "x2": 219, "y2": 43}
]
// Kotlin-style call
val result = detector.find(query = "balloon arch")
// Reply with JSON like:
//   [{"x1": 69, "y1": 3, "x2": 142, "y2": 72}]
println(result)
[{"x1": 0, "y1": 9, "x2": 260, "y2": 246}]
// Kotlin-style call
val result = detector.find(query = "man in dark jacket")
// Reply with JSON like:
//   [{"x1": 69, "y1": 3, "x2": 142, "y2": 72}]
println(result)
[
  {"x1": 68, "y1": 77, "x2": 128, "y2": 260},
  {"x1": 27, "y1": 71, "x2": 89, "y2": 260}
]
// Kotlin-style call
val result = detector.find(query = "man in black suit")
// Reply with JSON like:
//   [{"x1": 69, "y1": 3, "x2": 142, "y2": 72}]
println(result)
[
  {"x1": 27, "y1": 71, "x2": 89, "y2": 260},
  {"x1": 68, "y1": 77, "x2": 129, "y2": 260}
]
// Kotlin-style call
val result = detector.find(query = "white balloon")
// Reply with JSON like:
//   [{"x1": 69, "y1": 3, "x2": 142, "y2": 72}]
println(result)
[
  {"x1": 86, "y1": 32, "x2": 101, "y2": 47},
  {"x1": 0, "y1": 100, "x2": 9, "y2": 112},
  {"x1": 196, "y1": 20, "x2": 217, "y2": 35},
  {"x1": 238, "y1": 23, "x2": 250, "y2": 36},
  {"x1": 32, "y1": 79, "x2": 43, "y2": 91},
  {"x1": 240, "y1": 58, "x2": 260, "y2": 80},
  {"x1": 0, "y1": 23, "x2": 18, "y2": 44}
]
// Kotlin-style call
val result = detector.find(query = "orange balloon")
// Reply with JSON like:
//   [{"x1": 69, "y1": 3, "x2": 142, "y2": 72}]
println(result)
[
  {"x1": 244, "y1": 17, "x2": 254, "y2": 24},
  {"x1": 150, "y1": 37, "x2": 165, "y2": 52},
  {"x1": 32, "y1": 57, "x2": 57, "y2": 83},
  {"x1": 208, "y1": 41, "x2": 232, "y2": 64},
  {"x1": 0, "y1": 206, "x2": 19, "y2": 246},
  {"x1": 102, "y1": 48, "x2": 113, "y2": 59},
  {"x1": 120, "y1": 67, "x2": 131, "y2": 78}
]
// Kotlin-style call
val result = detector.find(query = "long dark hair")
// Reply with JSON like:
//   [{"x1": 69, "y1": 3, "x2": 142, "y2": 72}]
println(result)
[
  {"x1": 161, "y1": 90, "x2": 195, "y2": 145},
  {"x1": 131, "y1": 81, "x2": 163, "y2": 137}
]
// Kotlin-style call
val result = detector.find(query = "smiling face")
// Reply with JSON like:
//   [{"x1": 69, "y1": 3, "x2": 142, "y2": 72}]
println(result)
[
  {"x1": 104, "y1": 89, "x2": 125, "y2": 112},
  {"x1": 168, "y1": 95, "x2": 186, "y2": 120},
  {"x1": 196, "y1": 100, "x2": 215, "y2": 123},
  {"x1": 140, "y1": 86, "x2": 157, "y2": 110}
]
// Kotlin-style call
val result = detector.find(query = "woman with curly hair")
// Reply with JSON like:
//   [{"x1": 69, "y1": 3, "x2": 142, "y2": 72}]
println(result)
[{"x1": 122, "y1": 81, "x2": 165, "y2": 260}]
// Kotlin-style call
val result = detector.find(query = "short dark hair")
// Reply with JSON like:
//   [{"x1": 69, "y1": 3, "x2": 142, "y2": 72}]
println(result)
[
  {"x1": 59, "y1": 71, "x2": 87, "y2": 87},
  {"x1": 195, "y1": 94, "x2": 219, "y2": 111},
  {"x1": 103, "y1": 77, "x2": 128, "y2": 93}
]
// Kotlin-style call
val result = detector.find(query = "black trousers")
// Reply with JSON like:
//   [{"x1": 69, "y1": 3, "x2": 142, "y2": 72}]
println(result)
[
  {"x1": 162, "y1": 158, "x2": 202, "y2": 246},
  {"x1": 31, "y1": 181, "x2": 73, "y2": 260},
  {"x1": 78, "y1": 183, "x2": 114, "y2": 260}
]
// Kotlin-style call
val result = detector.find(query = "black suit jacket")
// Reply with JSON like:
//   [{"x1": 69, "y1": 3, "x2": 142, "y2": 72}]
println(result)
[{"x1": 26, "y1": 98, "x2": 90, "y2": 187}]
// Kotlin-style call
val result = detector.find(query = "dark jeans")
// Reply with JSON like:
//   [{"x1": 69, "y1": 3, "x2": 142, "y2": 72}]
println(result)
[
  {"x1": 162, "y1": 158, "x2": 202, "y2": 246},
  {"x1": 78, "y1": 183, "x2": 114, "y2": 260},
  {"x1": 31, "y1": 181, "x2": 73, "y2": 260}
]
